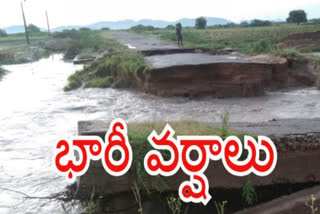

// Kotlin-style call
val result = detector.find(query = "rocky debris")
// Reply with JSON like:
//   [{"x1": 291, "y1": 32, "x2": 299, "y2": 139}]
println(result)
[
  {"x1": 280, "y1": 30, "x2": 320, "y2": 52},
  {"x1": 273, "y1": 133, "x2": 320, "y2": 153}
]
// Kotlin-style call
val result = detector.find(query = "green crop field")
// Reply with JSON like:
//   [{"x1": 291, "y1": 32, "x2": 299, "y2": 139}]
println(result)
[{"x1": 138, "y1": 23, "x2": 320, "y2": 55}]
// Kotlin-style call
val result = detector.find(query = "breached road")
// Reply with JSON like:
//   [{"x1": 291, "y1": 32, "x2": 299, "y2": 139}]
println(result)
[{"x1": 111, "y1": 31, "x2": 316, "y2": 98}]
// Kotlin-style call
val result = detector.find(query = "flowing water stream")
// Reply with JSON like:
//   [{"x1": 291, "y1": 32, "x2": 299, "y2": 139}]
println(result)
[{"x1": 0, "y1": 54, "x2": 319, "y2": 213}]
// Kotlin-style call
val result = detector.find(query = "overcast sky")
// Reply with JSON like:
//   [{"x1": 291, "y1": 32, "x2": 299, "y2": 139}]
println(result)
[{"x1": 0, "y1": 0, "x2": 319, "y2": 28}]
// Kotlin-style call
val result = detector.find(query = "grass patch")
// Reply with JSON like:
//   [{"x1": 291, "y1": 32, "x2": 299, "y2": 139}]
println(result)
[
  {"x1": 64, "y1": 32, "x2": 149, "y2": 91},
  {"x1": 85, "y1": 76, "x2": 113, "y2": 88},
  {"x1": 312, "y1": 55, "x2": 320, "y2": 66},
  {"x1": 273, "y1": 48, "x2": 300, "y2": 58}
]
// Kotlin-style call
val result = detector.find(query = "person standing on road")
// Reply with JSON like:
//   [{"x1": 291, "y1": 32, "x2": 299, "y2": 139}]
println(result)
[{"x1": 176, "y1": 23, "x2": 183, "y2": 48}]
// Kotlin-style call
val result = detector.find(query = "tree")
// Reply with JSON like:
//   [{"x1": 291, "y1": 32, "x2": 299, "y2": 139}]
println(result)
[
  {"x1": 165, "y1": 25, "x2": 175, "y2": 30},
  {"x1": 240, "y1": 21, "x2": 249, "y2": 27},
  {"x1": 130, "y1": 25, "x2": 155, "y2": 32},
  {"x1": 27, "y1": 24, "x2": 41, "y2": 33},
  {"x1": 0, "y1": 29, "x2": 7, "y2": 37},
  {"x1": 286, "y1": 10, "x2": 307, "y2": 24},
  {"x1": 80, "y1": 27, "x2": 91, "y2": 31},
  {"x1": 250, "y1": 19, "x2": 272, "y2": 27},
  {"x1": 195, "y1": 17, "x2": 207, "y2": 29}
]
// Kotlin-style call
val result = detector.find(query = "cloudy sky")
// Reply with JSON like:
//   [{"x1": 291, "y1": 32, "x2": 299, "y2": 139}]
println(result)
[{"x1": 0, "y1": 0, "x2": 319, "y2": 28}]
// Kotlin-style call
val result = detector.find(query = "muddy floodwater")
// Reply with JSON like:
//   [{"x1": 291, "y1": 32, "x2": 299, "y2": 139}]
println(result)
[{"x1": 0, "y1": 54, "x2": 319, "y2": 213}]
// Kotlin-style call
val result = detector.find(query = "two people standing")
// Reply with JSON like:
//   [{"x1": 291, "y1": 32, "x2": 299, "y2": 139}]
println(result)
[{"x1": 176, "y1": 23, "x2": 183, "y2": 48}]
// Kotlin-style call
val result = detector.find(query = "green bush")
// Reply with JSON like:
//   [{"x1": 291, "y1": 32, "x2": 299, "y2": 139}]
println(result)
[
  {"x1": 64, "y1": 73, "x2": 82, "y2": 91},
  {"x1": 273, "y1": 48, "x2": 300, "y2": 58},
  {"x1": 165, "y1": 25, "x2": 175, "y2": 30},
  {"x1": 250, "y1": 19, "x2": 272, "y2": 27},
  {"x1": 55, "y1": 30, "x2": 106, "y2": 60},
  {"x1": 253, "y1": 40, "x2": 273, "y2": 53},
  {"x1": 131, "y1": 25, "x2": 156, "y2": 32},
  {"x1": 64, "y1": 44, "x2": 81, "y2": 60},
  {"x1": 242, "y1": 177, "x2": 257, "y2": 206},
  {"x1": 65, "y1": 34, "x2": 149, "y2": 91},
  {"x1": 79, "y1": 27, "x2": 91, "y2": 31}
]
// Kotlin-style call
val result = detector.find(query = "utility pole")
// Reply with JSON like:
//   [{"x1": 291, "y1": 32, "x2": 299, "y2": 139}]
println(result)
[
  {"x1": 45, "y1": 10, "x2": 51, "y2": 37},
  {"x1": 20, "y1": 2, "x2": 30, "y2": 45}
]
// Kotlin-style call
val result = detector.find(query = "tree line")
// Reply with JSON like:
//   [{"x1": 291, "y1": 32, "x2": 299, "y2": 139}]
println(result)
[
  {"x1": 194, "y1": 9, "x2": 309, "y2": 29},
  {"x1": 0, "y1": 9, "x2": 315, "y2": 36}
]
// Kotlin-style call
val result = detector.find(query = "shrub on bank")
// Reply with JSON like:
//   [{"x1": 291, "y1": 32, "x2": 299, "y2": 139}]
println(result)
[
  {"x1": 64, "y1": 37, "x2": 149, "y2": 91},
  {"x1": 85, "y1": 76, "x2": 113, "y2": 88},
  {"x1": 52, "y1": 30, "x2": 105, "y2": 60}
]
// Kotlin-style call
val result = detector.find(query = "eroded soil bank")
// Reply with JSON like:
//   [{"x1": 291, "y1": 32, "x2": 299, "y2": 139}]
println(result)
[
  {"x1": 140, "y1": 54, "x2": 317, "y2": 98},
  {"x1": 280, "y1": 30, "x2": 320, "y2": 52}
]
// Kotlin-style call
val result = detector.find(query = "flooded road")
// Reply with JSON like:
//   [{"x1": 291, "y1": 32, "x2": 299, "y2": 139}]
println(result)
[{"x1": 0, "y1": 54, "x2": 319, "y2": 213}]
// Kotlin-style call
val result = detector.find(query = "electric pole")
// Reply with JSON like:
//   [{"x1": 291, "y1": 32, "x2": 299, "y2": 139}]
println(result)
[
  {"x1": 46, "y1": 10, "x2": 51, "y2": 37},
  {"x1": 20, "y1": 2, "x2": 30, "y2": 45}
]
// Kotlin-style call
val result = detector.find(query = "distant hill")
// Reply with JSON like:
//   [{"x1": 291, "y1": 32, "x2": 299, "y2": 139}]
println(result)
[
  {"x1": 86, "y1": 20, "x2": 137, "y2": 30},
  {"x1": 51, "y1": 25, "x2": 82, "y2": 32},
  {"x1": 178, "y1": 17, "x2": 231, "y2": 27},
  {"x1": 87, "y1": 17, "x2": 232, "y2": 30},
  {"x1": 3, "y1": 17, "x2": 233, "y2": 34},
  {"x1": 3, "y1": 25, "x2": 46, "y2": 34},
  {"x1": 3, "y1": 25, "x2": 26, "y2": 34}
]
